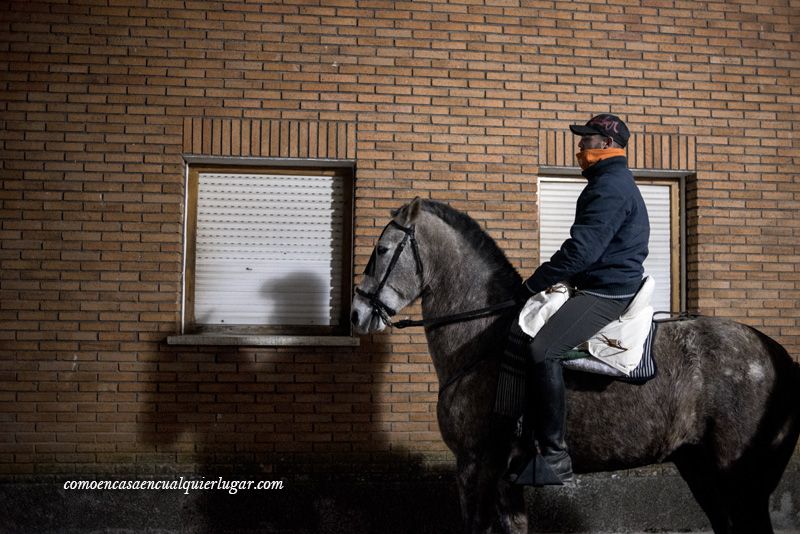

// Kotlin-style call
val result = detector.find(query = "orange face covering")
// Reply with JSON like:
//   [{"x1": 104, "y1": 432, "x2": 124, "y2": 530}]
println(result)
[{"x1": 575, "y1": 148, "x2": 626, "y2": 171}]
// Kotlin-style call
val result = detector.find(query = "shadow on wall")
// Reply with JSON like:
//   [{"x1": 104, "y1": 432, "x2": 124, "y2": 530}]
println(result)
[
  {"x1": 258, "y1": 272, "x2": 335, "y2": 330},
  {"x1": 136, "y1": 271, "x2": 451, "y2": 532}
]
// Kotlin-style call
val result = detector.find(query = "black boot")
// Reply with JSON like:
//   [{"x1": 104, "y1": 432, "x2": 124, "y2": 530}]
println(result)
[
  {"x1": 507, "y1": 359, "x2": 573, "y2": 486},
  {"x1": 531, "y1": 358, "x2": 574, "y2": 484}
]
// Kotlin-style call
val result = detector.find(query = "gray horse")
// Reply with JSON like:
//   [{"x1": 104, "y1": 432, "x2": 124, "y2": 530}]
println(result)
[{"x1": 350, "y1": 198, "x2": 800, "y2": 534}]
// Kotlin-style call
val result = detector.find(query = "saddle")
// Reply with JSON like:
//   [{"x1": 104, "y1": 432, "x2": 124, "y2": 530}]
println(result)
[
  {"x1": 518, "y1": 277, "x2": 656, "y2": 380},
  {"x1": 494, "y1": 278, "x2": 658, "y2": 418}
]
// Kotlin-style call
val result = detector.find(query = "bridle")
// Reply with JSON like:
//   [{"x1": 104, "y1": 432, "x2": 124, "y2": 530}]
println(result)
[
  {"x1": 355, "y1": 219, "x2": 516, "y2": 330},
  {"x1": 355, "y1": 216, "x2": 519, "y2": 398},
  {"x1": 355, "y1": 220, "x2": 423, "y2": 328}
]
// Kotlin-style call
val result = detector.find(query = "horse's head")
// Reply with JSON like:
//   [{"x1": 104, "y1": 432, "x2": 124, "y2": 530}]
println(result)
[{"x1": 351, "y1": 198, "x2": 426, "y2": 334}]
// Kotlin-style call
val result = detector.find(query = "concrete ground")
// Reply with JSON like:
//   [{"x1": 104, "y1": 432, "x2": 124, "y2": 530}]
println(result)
[{"x1": 1, "y1": 467, "x2": 798, "y2": 533}]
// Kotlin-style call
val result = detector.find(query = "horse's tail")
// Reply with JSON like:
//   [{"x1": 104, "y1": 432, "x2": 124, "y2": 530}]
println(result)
[
  {"x1": 741, "y1": 325, "x2": 800, "y2": 495},
  {"x1": 746, "y1": 324, "x2": 795, "y2": 367},
  {"x1": 748, "y1": 326, "x2": 800, "y2": 392},
  {"x1": 793, "y1": 357, "x2": 800, "y2": 408},
  {"x1": 746, "y1": 324, "x2": 800, "y2": 428}
]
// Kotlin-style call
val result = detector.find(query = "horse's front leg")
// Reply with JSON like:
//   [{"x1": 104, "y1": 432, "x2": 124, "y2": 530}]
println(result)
[
  {"x1": 456, "y1": 451, "x2": 498, "y2": 534},
  {"x1": 496, "y1": 477, "x2": 527, "y2": 534}
]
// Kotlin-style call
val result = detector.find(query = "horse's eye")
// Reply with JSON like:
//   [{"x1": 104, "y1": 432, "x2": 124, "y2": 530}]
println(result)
[{"x1": 377, "y1": 246, "x2": 389, "y2": 255}]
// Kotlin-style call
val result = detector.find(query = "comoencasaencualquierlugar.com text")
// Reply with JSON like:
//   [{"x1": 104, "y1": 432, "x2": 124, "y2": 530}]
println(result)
[{"x1": 63, "y1": 477, "x2": 284, "y2": 495}]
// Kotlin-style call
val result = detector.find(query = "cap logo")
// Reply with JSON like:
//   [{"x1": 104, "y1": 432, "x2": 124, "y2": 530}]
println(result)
[{"x1": 589, "y1": 116, "x2": 620, "y2": 134}]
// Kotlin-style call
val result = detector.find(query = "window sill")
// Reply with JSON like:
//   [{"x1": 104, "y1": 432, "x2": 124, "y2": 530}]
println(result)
[{"x1": 166, "y1": 334, "x2": 360, "y2": 347}]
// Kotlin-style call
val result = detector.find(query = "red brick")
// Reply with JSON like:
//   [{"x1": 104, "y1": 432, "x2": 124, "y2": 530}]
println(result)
[{"x1": 0, "y1": 0, "x2": 797, "y2": 480}]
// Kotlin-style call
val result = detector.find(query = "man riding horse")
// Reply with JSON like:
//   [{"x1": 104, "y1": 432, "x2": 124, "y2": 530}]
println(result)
[
  {"x1": 502, "y1": 113, "x2": 651, "y2": 485},
  {"x1": 352, "y1": 145, "x2": 798, "y2": 532}
]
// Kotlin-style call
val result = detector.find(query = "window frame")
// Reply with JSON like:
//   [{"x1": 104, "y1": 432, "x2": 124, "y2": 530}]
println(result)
[
  {"x1": 170, "y1": 157, "x2": 357, "y2": 346},
  {"x1": 537, "y1": 168, "x2": 688, "y2": 314}
]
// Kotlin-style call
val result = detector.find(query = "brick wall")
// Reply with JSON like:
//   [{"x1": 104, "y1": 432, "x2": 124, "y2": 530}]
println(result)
[{"x1": 1, "y1": 0, "x2": 798, "y2": 478}]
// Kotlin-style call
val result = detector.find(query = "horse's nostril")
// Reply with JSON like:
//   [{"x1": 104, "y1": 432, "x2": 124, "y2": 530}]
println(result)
[{"x1": 351, "y1": 310, "x2": 359, "y2": 325}]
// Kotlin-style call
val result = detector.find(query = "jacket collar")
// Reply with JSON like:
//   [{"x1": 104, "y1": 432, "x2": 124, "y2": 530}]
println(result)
[{"x1": 582, "y1": 155, "x2": 628, "y2": 180}]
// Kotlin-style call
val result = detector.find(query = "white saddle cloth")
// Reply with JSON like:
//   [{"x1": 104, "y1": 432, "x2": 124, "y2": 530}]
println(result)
[{"x1": 518, "y1": 277, "x2": 655, "y2": 376}]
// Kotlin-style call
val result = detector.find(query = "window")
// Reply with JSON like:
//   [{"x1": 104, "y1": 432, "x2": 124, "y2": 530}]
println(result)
[
  {"x1": 174, "y1": 160, "x2": 355, "y2": 343},
  {"x1": 539, "y1": 176, "x2": 684, "y2": 313}
]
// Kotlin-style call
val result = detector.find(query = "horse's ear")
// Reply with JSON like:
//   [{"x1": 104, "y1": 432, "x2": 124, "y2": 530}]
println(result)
[
  {"x1": 405, "y1": 197, "x2": 422, "y2": 224},
  {"x1": 391, "y1": 197, "x2": 423, "y2": 226}
]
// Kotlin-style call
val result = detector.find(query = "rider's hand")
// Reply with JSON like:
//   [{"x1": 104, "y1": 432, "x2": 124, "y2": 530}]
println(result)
[{"x1": 513, "y1": 282, "x2": 535, "y2": 305}]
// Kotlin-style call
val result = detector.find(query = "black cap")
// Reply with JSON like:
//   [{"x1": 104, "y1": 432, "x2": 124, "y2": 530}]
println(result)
[{"x1": 569, "y1": 113, "x2": 630, "y2": 147}]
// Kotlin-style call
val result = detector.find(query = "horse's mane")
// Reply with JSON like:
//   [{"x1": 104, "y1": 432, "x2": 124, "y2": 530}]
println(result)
[{"x1": 419, "y1": 199, "x2": 521, "y2": 284}]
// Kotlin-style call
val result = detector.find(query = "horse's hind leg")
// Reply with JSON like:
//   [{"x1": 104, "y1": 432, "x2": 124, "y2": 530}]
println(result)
[
  {"x1": 725, "y1": 452, "x2": 781, "y2": 534},
  {"x1": 673, "y1": 446, "x2": 731, "y2": 533},
  {"x1": 728, "y1": 493, "x2": 773, "y2": 534},
  {"x1": 674, "y1": 444, "x2": 777, "y2": 534}
]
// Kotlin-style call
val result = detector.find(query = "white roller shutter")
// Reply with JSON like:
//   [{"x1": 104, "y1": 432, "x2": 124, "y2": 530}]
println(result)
[
  {"x1": 194, "y1": 173, "x2": 345, "y2": 326},
  {"x1": 637, "y1": 183, "x2": 672, "y2": 313},
  {"x1": 539, "y1": 178, "x2": 673, "y2": 313}
]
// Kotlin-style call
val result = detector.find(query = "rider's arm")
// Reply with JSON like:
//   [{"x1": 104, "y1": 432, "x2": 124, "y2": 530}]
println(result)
[{"x1": 522, "y1": 182, "x2": 630, "y2": 295}]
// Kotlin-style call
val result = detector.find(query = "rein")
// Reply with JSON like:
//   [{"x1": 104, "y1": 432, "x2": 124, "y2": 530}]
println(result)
[{"x1": 393, "y1": 299, "x2": 517, "y2": 329}]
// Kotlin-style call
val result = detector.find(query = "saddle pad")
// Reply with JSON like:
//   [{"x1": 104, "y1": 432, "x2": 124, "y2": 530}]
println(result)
[
  {"x1": 494, "y1": 318, "x2": 659, "y2": 418},
  {"x1": 520, "y1": 278, "x2": 655, "y2": 374},
  {"x1": 561, "y1": 320, "x2": 658, "y2": 384}
]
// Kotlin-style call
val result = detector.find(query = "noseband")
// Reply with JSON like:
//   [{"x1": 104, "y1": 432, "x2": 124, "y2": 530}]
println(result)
[{"x1": 356, "y1": 220, "x2": 424, "y2": 327}]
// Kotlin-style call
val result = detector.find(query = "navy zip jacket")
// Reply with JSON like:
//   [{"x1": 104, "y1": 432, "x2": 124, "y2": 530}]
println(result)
[{"x1": 524, "y1": 156, "x2": 649, "y2": 298}]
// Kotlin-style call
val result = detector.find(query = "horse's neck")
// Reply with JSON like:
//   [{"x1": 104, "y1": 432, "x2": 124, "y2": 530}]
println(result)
[
  {"x1": 420, "y1": 222, "x2": 497, "y2": 318},
  {"x1": 419, "y1": 220, "x2": 509, "y2": 385}
]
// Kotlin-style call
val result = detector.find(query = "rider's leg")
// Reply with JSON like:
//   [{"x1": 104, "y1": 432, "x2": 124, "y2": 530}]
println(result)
[
  {"x1": 528, "y1": 356, "x2": 572, "y2": 481},
  {"x1": 512, "y1": 292, "x2": 631, "y2": 485}
]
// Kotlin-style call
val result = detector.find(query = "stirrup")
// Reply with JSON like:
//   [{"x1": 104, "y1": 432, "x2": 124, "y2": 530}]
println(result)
[{"x1": 508, "y1": 454, "x2": 571, "y2": 486}]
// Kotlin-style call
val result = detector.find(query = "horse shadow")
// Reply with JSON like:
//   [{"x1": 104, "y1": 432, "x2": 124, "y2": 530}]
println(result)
[{"x1": 137, "y1": 272, "x2": 460, "y2": 532}]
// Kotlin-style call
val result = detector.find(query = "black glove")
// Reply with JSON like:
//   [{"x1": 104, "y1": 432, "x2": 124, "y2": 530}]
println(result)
[{"x1": 513, "y1": 282, "x2": 535, "y2": 305}]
